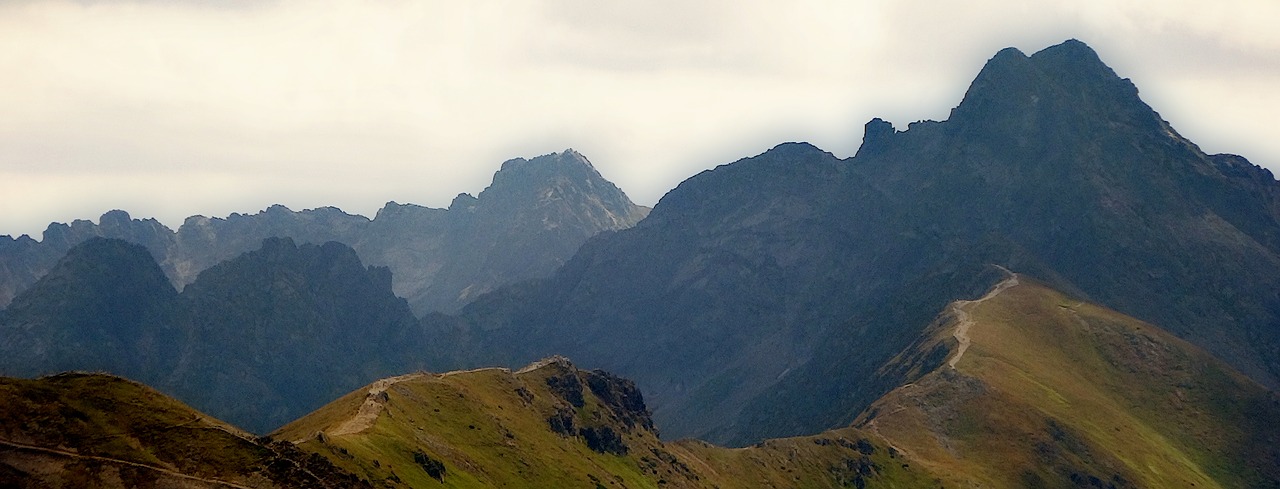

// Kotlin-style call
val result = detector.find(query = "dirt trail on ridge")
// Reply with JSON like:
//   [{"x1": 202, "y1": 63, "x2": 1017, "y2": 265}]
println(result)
[
  {"x1": 948, "y1": 268, "x2": 1019, "y2": 369},
  {"x1": 327, "y1": 373, "x2": 429, "y2": 437}
]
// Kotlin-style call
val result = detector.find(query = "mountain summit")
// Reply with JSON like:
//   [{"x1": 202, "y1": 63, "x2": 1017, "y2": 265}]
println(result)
[
  {"x1": 481, "y1": 149, "x2": 646, "y2": 231},
  {"x1": 850, "y1": 39, "x2": 1280, "y2": 387},
  {"x1": 949, "y1": 39, "x2": 1153, "y2": 130},
  {"x1": 362, "y1": 149, "x2": 650, "y2": 313}
]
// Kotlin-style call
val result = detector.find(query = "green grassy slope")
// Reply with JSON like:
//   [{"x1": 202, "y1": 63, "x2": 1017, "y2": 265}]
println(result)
[
  {"x1": 857, "y1": 275, "x2": 1280, "y2": 488},
  {"x1": 275, "y1": 357, "x2": 937, "y2": 488},
  {"x1": 0, "y1": 372, "x2": 366, "y2": 488}
]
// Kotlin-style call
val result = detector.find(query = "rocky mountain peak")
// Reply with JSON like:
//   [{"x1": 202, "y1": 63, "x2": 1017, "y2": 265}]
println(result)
[
  {"x1": 854, "y1": 117, "x2": 896, "y2": 158},
  {"x1": 471, "y1": 149, "x2": 648, "y2": 233},
  {"x1": 447, "y1": 192, "x2": 479, "y2": 212},
  {"x1": 487, "y1": 149, "x2": 605, "y2": 198},
  {"x1": 948, "y1": 39, "x2": 1153, "y2": 137},
  {"x1": 98, "y1": 209, "x2": 133, "y2": 228}
]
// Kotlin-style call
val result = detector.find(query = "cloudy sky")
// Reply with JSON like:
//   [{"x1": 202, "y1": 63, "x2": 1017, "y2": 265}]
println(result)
[{"x1": 1, "y1": 0, "x2": 1277, "y2": 237}]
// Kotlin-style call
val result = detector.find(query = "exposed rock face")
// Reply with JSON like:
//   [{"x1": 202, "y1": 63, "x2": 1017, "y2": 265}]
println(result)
[
  {"x1": 432, "y1": 39, "x2": 1280, "y2": 446},
  {"x1": 0, "y1": 150, "x2": 649, "y2": 315},
  {"x1": 3, "y1": 39, "x2": 1277, "y2": 457},
  {"x1": 585, "y1": 369, "x2": 655, "y2": 433}
]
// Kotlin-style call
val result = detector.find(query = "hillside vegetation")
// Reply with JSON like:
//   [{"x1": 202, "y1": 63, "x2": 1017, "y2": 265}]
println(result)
[
  {"x1": 859, "y1": 276, "x2": 1280, "y2": 488},
  {"x1": 274, "y1": 357, "x2": 934, "y2": 488},
  {"x1": 0, "y1": 373, "x2": 365, "y2": 488}
]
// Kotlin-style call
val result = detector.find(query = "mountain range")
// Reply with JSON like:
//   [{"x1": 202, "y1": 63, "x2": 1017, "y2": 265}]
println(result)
[
  {"x1": 0, "y1": 236, "x2": 425, "y2": 433},
  {"x1": 0, "y1": 149, "x2": 649, "y2": 315},
  {"x1": 431, "y1": 39, "x2": 1280, "y2": 445},
  {"x1": 1, "y1": 38, "x2": 1279, "y2": 487}
]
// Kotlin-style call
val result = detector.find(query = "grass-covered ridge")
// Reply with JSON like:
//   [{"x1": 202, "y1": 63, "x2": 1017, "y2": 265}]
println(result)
[
  {"x1": 858, "y1": 275, "x2": 1280, "y2": 488},
  {"x1": 274, "y1": 356, "x2": 935, "y2": 488},
  {"x1": 0, "y1": 372, "x2": 365, "y2": 488}
]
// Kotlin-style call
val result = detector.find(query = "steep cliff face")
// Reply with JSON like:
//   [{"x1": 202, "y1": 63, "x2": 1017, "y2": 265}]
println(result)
[{"x1": 167, "y1": 237, "x2": 425, "y2": 433}]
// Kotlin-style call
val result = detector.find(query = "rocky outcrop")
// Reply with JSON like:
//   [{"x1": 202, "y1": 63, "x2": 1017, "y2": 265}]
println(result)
[{"x1": 585, "y1": 369, "x2": 655, "y2": 433}]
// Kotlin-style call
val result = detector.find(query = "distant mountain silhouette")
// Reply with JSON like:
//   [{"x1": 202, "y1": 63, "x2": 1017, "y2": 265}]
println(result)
[{"x1": 0, "y1": 149, "x2": 649, "y2": 315}]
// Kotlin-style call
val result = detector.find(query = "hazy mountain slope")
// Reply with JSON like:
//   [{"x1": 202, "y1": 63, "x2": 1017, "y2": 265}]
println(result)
[
  {"x1": 0, "y1": 150, "x2": 648, "y2": 315},
  {"x1": 273, "y1": 357, "x2": 934, "y2": 489},
  {"x1": 356, "y1": 149, "x2": 650, "y2": 314},
  {"x1": 734, "y1": 39, "x2": 1280, "y2": 445},
  {"x1": 165, "y1": 237, "x2": 426, "y2": 434},
  {"x1": 171, "y1": 205, "x2": 371, "y2": 286},
  {"x1": 0, "y1": 238, "x2": 180, "y2": 379},
  {"x1": 0, "y1": 211, "x2": 178, "y2": 308},
  {"x1": 0, "y1": 372, "x2": 366, "y2": 488},
  {"x1": 440, "y1": 143, "x2": 902, "y2": 439},
  {"x1": 0, "y1": 237, "x2": 430, "y2": 435},
  {"x1": 847, "y1": 39, "x2": 1280, "y2": 387},
  {"x1": 433, "y1": 39, "x2": 1280, "y2": 446},
  {"x1": 858, "y1": 275, "x2": 1280, "y2": 488}
]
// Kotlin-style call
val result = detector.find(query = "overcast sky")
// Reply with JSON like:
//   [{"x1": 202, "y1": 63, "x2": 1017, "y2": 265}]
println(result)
[{"x1": 1, "y1": 0, "x2": 1277, "y2": 238}]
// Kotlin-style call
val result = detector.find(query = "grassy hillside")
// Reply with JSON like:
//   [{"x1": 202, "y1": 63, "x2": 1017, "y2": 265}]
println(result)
[
  {"x1": 857, "y1": 275, "x2": 1280, "y2": 488},
  {"x1": 0, "y1": 372, "x2": 366, "y2": 488},
  {"x1": 274, "y1": 357, "x2": 936, "y2": 488}
]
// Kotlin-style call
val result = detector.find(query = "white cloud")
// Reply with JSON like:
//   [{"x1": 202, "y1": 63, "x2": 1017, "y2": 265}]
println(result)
[{"x1": 0, "y1": 0, "x2": 1277, "y2": 237}]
